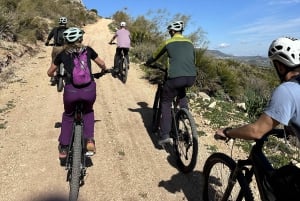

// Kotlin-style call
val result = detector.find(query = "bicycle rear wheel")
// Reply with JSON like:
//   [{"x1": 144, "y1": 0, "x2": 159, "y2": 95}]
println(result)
[
  {"x1": 120, "y1": 57, "x2": 128, "y2": 83},
  {"x1": 57, "y1": 76, "x2": 64, "y2": 92},
  {"x1": 152, "y1": 87, "x2": 161, "y2": 133},
  {"x1": 69, "y1": 125, "x2": 82, "y2": 201},
  {"x1": 56, "y1": 64, "x2": 64, "y2": 92},
  {"x1": 174, "y1": 108, "x2": 198, "y2": 173},
  {"x1": 203, "y1": 153, "x2": 254, "y2": 201}
]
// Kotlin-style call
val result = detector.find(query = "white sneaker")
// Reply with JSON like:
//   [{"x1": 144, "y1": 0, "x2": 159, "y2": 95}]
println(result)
[{"x1": 158, "y1": 136, "x2": 173, "y2": 146}]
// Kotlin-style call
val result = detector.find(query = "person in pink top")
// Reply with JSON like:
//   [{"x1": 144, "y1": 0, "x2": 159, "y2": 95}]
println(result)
[{"x1": 109, "y1": 21, "x2": 131, "y2": 73}]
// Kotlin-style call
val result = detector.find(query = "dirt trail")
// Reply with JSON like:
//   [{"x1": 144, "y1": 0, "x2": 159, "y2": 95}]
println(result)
[{"x1": 0, "y1": 18, "x2": 221, "y2": 201}]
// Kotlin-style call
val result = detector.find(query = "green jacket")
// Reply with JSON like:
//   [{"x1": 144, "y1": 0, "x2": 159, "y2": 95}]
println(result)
[{"x1": 151, "y1": 33, "x2": 196, "y2": 78}]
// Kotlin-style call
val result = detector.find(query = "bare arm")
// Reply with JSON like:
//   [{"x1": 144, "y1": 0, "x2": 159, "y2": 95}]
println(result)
[
  {"x1": 94, "y1": 57, "x2": 107, "y2": 70},
  {"x1": 47, "y1": 63, "x2": 57, "y2": 77},
  {"x1": 216, "y1": 113, "x2": 280, "y2": 140}
]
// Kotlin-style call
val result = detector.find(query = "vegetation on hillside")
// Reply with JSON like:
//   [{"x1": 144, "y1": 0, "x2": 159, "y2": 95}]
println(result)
[{"x1": 0, "y1": 0, "x2": 97, "y2": 43}]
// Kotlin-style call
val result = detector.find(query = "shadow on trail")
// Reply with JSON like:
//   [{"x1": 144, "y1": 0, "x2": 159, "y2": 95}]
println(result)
[
  {"x1": 128, "y1": 101, "x2": 162, "y2": 150},
  {"x1": 158, "y1": 169, "x2": 204, "y2": 201}
]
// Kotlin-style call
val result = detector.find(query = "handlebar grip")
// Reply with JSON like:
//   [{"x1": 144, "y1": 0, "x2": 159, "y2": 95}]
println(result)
[{"x1": 214, "y1": 133, "x2": 227, "y2": 141}]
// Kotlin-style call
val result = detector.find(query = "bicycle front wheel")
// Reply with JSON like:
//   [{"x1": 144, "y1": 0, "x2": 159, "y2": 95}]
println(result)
[
  {"x1": 152, "y1": 87, "x2": 161, "y2": 133},
  {"x1": 203, "y1": 153, "x2": 254, "y2": 201},
  {"x1": 121, "y1": 58, "x2": 128, "y2": 83},
  {"x1": 69, "y1": 125, "x2": 82, "y2": 201},
  {"x1": 175, "y1": 108, "x2": 198, "y2": 173}
]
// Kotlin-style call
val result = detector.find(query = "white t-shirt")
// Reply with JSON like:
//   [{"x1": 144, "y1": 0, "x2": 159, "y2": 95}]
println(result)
[{"x1": 264, "y1": 77, "x2": 300, "y2": 137}]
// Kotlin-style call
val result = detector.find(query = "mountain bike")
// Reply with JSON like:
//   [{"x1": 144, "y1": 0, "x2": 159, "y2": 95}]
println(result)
[
  {"x1": 47, "y1": 43, "x2": 65, "y2": 92},
  {"x1": 64, "y1": 70, "x2": 110, "y2": 201},
  {"x1": 109, "y1": 42, "x2": 129, "y2": 84},
  {"x1": 203, "y1": 128, "x2": 300, "y2": 201},
  {"x1": 146, "y1": 63, "x2": 198, "y2": 173}
]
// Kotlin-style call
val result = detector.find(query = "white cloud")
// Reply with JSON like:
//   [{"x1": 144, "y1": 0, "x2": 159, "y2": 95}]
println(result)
[
  {"x1": 218, "y1": 43, "x2": 230, "y2": 48},
  {"x1": 268, "y1": 0, "x2": 300, "y2": 5}
]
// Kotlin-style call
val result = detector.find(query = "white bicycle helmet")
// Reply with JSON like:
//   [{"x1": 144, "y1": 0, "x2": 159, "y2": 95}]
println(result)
[
  {"x1": 268, "y1": 37, "x2": 300, "y2": 68},
  {"x1": 59, "y1": 17, "x2": 68, "y2": 25},
  {"x1": 63, "y1": 27, "x2": 84, "y2": 43},
  {"x1": 120, "y1": 21, "x2": 126, "y2": 27},
  {"x1": 167, "y1": 21, "x2": 184, "y2": 32}
]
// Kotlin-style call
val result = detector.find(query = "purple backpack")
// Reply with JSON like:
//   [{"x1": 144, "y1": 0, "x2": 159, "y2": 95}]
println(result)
[{"x1": 72, "y1": 48, "x2": 91, "y2": 86}]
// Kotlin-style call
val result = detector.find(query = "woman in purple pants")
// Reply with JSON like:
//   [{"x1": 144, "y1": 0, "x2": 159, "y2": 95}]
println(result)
[{"x1": 47, "y1": 27, "x2": 108, "y2": 160}]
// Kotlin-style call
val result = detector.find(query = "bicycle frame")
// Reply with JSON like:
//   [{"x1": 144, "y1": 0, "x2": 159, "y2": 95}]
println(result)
[
  {"x1": 211, "y1": 130, "x2": 284, "y2": 201},
  {"x1": 148, "y1": 63, "x2": 198, "y2": 173}
]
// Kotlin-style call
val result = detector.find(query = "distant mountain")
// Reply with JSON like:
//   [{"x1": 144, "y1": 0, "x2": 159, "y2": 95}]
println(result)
[{"x1": 205, "y1": 49, "x2": 270, "y2": 67}]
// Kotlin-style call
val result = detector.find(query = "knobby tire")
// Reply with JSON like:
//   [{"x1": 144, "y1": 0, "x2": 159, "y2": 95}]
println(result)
[
  {"x1": 121, "y1": 57, "x2": 128, "y2": 83},
  {"x1": 57, "y1": 76, "x2": 64, "y2": 92},
  {"x1": 69, "y1": 125, "x2": 82, "y2": 201},
  {"x1": 175, "y1": 108, "x2": 198, "y2": 173},
  {"x1": 152, "y1": 87, "x2": 161, "y2": 133},
  {"x1": 203, "y1": 153, "x2": 254, "y2": 201}
]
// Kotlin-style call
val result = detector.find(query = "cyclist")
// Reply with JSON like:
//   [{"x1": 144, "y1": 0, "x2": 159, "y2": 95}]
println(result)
[
  {"x1": 109, "y1": 21, "x2": 131, "y2": 73},
  {"x1": 47, "y1": 27, "x2": 108, "y2": 160},
  {"x1": 215, "y1": 36, "x2": 300, "y2": 141},
  {"x1": 145, "y1": 21, "x2": 197, "y2": 146},
  {"x1": 45, "y1": 16, "x2": 69, "y2": 85}
]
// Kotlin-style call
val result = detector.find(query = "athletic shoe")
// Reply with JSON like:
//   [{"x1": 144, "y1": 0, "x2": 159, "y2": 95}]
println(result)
[
  {"x1": 158, "y1": 134, "x2": 173, "y2": 146},
  {"x1": 86, "y1": 139, "x2": 96, "y2": 155},
  {"x1": 58, "y1": 144, "x2": 68, "y2": 159}
]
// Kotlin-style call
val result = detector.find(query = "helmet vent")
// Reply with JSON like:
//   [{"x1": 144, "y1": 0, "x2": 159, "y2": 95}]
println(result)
[
  {"x1": 279, "y1": 53, "x2": 289, "y2": 60},
  {"x1": 275, "y1": 45, "x2": 283, "y2": 50}
]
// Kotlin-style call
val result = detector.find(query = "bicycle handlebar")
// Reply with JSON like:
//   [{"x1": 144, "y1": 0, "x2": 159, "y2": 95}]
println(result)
[
  {"x1": 93, "y1": 69, "x2": 112, "y2": 79},
  {"x1": 214, "y1": 128, "x2": 286, "y2": 142},
  {"x1": 144, "y1": 63, "x2": 167, "y2": 73},
  {"x1": 108, "y1": 42, "x2": 117, "y2": 45}
]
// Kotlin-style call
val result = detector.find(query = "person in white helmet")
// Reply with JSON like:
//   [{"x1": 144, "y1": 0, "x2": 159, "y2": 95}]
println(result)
[
  {"x1": 145, "y1": 21, "x2": 197, "y2": 146},
  {"x1": 215, "y1": 36, "x2": 300, "y2": 141},
  {"x1": 45, "y1": 17, "x2": 69, "y2": 61},
  {"x1": 47, "y1": 27, "x2": 109, "y2": 162},
  {"x1": 214, "y1": 36, "x2": 300, "y2": 201},
  {"x1": 45, "y1": 17, "x2": 69, "y2": 85},
  {"x1": 109, "y1": 21, "x2": 131, "y2": 73}
]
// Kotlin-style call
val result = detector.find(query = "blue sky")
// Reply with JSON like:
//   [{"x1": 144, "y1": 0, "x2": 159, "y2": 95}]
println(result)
[{"x1": 82, "y1": 0, "x2": 300, "y2": 57}]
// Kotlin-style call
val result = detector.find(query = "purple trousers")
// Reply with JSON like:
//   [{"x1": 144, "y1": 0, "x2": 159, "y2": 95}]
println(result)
[
  {"x1": 59, "y1": 82, "x2": 96, "y2": 145},
  {"x1": 160, "y1": 76, "x2": 195, "y2": 136}
]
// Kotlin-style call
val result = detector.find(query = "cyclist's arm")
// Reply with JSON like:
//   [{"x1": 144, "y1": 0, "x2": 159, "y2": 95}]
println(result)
[
  {"x1": 146, "y1": 42, "x2": 167, "y2": 65},
  {"x1": 94, "y1": 57, "x2": 107, "y2": 70},
  {"x1": 45, "y1": 28, "x2": 55, "y2": 44},
  {"x1": 47, "y1": 63, "x2": 57, "y2": 77},
  {"x1": 216, "y1": 113, "x2": 280, "y2": 140},
  {"x1": 109, "y1": 34, "x2": 117, "y2": 44}
]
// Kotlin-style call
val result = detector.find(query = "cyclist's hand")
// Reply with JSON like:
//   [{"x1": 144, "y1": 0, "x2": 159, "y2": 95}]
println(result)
[
  {"x1": 145, "y1": 57, "x2": 154, "y2": 66},
  {"x1": 214, "y1": 129, "x2": 227, "y2": 140}
]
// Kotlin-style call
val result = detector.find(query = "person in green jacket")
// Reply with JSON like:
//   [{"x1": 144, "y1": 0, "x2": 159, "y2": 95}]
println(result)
[{"x1": 146, "y1": 21, "x2": 197, "y2": 146}]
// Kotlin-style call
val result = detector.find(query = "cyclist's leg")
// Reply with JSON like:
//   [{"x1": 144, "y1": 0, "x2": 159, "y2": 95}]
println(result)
[
  {"x1": 79, "y1": 82, "x2": 96, "y2": 141},
  {"x1": 123, "y1": 48, "x2": 130, "y2": 64},
  {"x1": 114, "y1": 48, "x2": 122, "y2": 70},
  {"x1": 160, "y1": 80, "x2": 178, "y2": 143},
  {"x1": 59, "y1": 84, "x2": 80, "y2": 145},
  {"x1": 177, "y1": 76, "x2": 196, "y2": 109}
]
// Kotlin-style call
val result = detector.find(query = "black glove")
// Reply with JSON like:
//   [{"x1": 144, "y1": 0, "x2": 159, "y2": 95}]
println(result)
[
  {"x1": 145, "y1": 57, "x2": 155, "y2": 66},
  {"x1": 45, "y1": 41, "x2": 49, "y2": 46}
]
